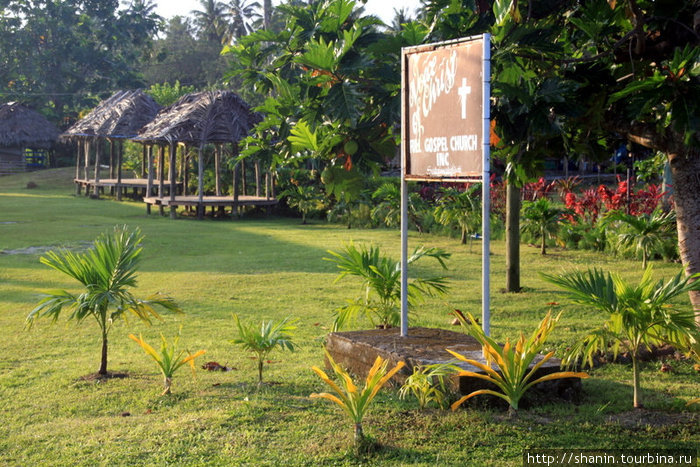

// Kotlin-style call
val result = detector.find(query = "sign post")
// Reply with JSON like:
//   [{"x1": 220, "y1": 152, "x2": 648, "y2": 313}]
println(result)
[{"x1": 400, "y1": 34, "x2": 491, "y2": 336}]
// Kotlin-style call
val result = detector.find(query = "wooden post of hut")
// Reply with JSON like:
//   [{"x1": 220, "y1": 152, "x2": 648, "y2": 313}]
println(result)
[
  {"x1": 231, "y1": 143, "x2": 240, "y2": 218},
  {"x1": 92, "y1": 139, "x2": 102, "y2": 198},
  {"x1": 197, "y1": 144, "x2": 204, "y2": 220},
  {"x1": 181, "y1": 145, "x2": 188, "y2": 197},
  {"x1": 109, "y1": 140, "x2": 116, "y2": 195},
  {"x1": 169, "y1": 141, "x2": 177, "y2": 219},
  {"x1": 83, "y1": 139, "x2": 90, "y2": 196},
  {"x1": 215, "y1": 144, "x2": 225, "y2": 217},
  {"x1": 75, "y1": 142, "x2": 82, "y2": 195},
  {"x1": 241, "y1": 159, "x2": 247, "y2": 196},
  {"x1": 146, "y1": 144, "x2": 154, "y2": 214},
  {"x1": 158, "y1": 145, "x2": 165, "y2": 216},
  {"x1": 141, "y1": 145, "x2": 147, "y2": 179},
  {"x1": 214, "y1": 144, "x2": 221, "y2": 196},
  {"x1": 255, "y1": 160, "x2": 261, "y2": 197},
  {"x1": 116, "y1": 140, "x2": 124, "y2": 201}
]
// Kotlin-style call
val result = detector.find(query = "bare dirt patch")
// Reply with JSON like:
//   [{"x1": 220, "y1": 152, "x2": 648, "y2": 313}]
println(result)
[
  {"x1": 606, "y1": 408, "x2": 699, "y2": 428},
  {"x1": 1, "y1": 242, "x2": 91, "y2": 255}
]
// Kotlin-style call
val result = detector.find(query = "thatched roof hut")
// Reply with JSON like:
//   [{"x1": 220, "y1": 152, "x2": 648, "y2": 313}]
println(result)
[
  {"x1": 135, "y1": 91, "x2": 261, "y2": 145},
  {"x1": 134, "y1": 91, "x2": 265, "y2": 219},
  {"x1": 62, "y1": 90, "x2": 162, "y2": 198},
  {"x1": 0, "y1": 102, "x2": 59, "y2": 148},
  {"x1": 62, "y1": 89, "x2": 161, "y2": 139},
  {"x1": 0, "y1": 102, "x2": 59, "y2": 174}
]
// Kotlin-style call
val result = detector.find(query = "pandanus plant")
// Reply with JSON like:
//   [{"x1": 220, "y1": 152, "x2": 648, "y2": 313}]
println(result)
[
  {"x1": 311, "y1": 351, "x2": 405, "y2": 449},
  {"x1": 450, "y1": 311, "x2": 588, "y2": 416}
]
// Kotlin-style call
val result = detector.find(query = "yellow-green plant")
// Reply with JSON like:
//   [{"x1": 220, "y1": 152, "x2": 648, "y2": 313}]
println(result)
[
  {"x1": 129, "y1": 332, "x2": 206, "y2": 395},
  {"x1": 450, "y1": 311, "x2": 588, "y2": 416},
  {"x1": 232, "y1": 314, "x2": 296, "y2": 384},
  {"x1": 398, "y1": 362, "x2": 459, "y2": 409},
  {"x1": 311, "y1": 350, "x2": 405, "y2": 448},
  {"x1": 687, "y1": 398, "x2": 700, "y2": 406}
]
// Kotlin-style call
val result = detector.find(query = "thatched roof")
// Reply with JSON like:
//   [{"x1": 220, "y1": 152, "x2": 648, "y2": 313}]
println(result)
[
  {"x1": 0, "y1": 102, "x2": 60, "y2": 148},
  {"x1": 134, "y1": 91, "x2": 262, "y2": 146},
  {"x1": 62, "y1": 90, "x2": 161, "y2": 140}
]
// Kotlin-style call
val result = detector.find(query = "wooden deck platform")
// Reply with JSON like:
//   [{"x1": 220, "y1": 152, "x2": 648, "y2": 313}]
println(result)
[
  {"x1": 143, "y1": 195, "x2": 278, "y2": 218},
  {"x1": 144, "y1": 195, "x2": 277, "y2": 208},
  {"x1": 74, "y1": 178, "x2": 181, "y2": 196}
]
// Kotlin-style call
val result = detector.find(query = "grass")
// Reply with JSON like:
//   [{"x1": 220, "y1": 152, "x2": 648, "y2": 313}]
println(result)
[{"x1": 0, "y1": 168, "x2": 698, "y2": 465}]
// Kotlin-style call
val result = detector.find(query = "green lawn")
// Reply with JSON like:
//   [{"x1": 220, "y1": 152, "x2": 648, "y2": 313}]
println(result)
[{"x1": 0, "y1": 169, "x2": 697, "y2": 465}]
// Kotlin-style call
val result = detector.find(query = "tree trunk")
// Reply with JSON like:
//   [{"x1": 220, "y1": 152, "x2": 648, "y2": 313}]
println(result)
[
  {"x1": 99, "y1": 329, "x2": 108, "y2": 375},
  {"x1": 460, "y1": 227, "x2": 467, "y2": 245},
  {"x1": 257, "y1": 358, "x2": 264, "y2": 384},
  {"x1": 505, "y1": 183, "x2": 521, "y2": 292},
  {"x1": 668, "y1": 151, "x2": 700, "y2": 323},
  {"x1": 540, "y1": 226, "x2": 546, "y2": 255},
  {"x1": 263, "y1": 0, "x2": 272, "y2": 30},
  {"x1": 632, "y1": 355, "x2": 642, "y2": 409},
  {"x1": 162, "y1": 377, "x2": 172, "y2": 395}
]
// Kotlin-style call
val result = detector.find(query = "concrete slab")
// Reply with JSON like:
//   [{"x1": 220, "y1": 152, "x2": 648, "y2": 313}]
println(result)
[{"x1": 325, "y1": 327, "x2": 581, "y2": 399}]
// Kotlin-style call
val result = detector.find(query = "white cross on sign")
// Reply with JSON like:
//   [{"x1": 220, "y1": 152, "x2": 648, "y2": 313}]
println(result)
[{"x1": 458, "y1": 77, "x2": 471, "y2": 119}]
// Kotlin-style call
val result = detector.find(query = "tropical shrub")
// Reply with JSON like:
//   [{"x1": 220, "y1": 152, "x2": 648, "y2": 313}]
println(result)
[
  {"x1": 606, "y1": 210, "x2": 677, "y2": 269},
  {"x1": 450, "y1": 311, "x2": 588, "y2": 416},
  {"x1": 520, "y1": 197, "x2": 563, "y2": 255},
  {"x1": 129, "y1": 331, "x2": 206, "y2": 395},
  {"x1": 434, "y1": 185, "x2": 482, "y2": 245},
  {"x1": 231, "y1": 314, "x2": 296, "y2": 384},
  {"x1": 371, "y1": 181, "x2": 401, "y2": 228},
  {"x1": 28, "y1": 226, "x2": 181, "y2": 376},
  {"x1": 311, "y1": 350, "x2": 405, "y2": 449},
  {"x1": 325, "y1": 244, "x2": 450, "y2": 330},
  {"x1": 327, "y1": 199, "x2": 375, "y2": 229},
  {"x1": 542, "y1": 267, "x2": 700, "y2": 408},
  {"x1": 279, "y1": 184, "x2": 325, "y2": 224},
  {"x1": 399, "y1": 362, "x2": 458, "y2": 410}
]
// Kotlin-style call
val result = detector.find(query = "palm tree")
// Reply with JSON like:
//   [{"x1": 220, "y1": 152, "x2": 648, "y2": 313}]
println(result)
[
  {"x1": 371, "y1": 182, "x2": 430, "y2": 232},
  {"x1": 542, "y1": 267, "x2": 700, "y2": 408},
  {"x1": 387, "y1": 7, "x2": 412, "y2": 32},
  {"x1": 434, "y1": 185, "x2": 481, "y2": 245},
  {"x1": 607, "y1": 210, "x2": 677, "y2": 269},
  {"x1": 325, "y1": 244, "x2": 450, "y2": 330},
  {"x1": 28, "y1": 226, "x2": 181, "y2": 376},
  {"x1": 191, "y1": 0, "x2": 229, "y2": 44},
  {"x1": 262, "y1": 0, "x2": 272, "y2": 29},
  {"x1": 225, "y1": 0, "x2": 261, "y2": 43},
  {"x1": 521, "y1": 197, "x2": 562, "y2": 255}
]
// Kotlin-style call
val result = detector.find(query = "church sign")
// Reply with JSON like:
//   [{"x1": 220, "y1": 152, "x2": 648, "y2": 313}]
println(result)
[{"x1": 402, "y1": 36, "x2": 488, "y2": 180}]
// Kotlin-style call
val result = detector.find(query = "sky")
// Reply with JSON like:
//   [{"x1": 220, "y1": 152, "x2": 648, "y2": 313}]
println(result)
[{"x1": 152, "y1": 0, "x2": 423, "y2": 25}]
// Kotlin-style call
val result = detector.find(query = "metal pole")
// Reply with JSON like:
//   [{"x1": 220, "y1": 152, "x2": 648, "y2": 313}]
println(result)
[
  {"x1": 400, "y1": 47, "x2": 409, "y2": 337},
  {"x1": 482, "y1": 33, "x2": 491, "y2": 336}
]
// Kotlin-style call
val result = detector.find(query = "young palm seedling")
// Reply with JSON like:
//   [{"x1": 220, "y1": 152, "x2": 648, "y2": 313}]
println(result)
[
  {"x1": 231, "y1": 314, "x2": 296, "y2": 384},
  {"x1": 450, "y1": 311, "x2": 588, "y2": 416},
  {"x1": 542, "y1": 267, "x2": 700, "y2": 408},
  {"x1": 325, "y1": 243, "x2": 450, "y2": 330},
  {"x1": 311, "y1": 350, "x2": 405, "y2": 450},
  {"x1": 28, "y1": 226, "x2": 181, "y2": 377},
  {"x1": 129, "y1": 331, "x2": 206, "y2": 395}
]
